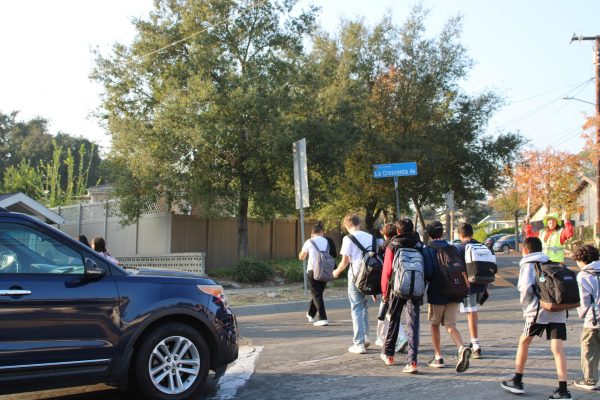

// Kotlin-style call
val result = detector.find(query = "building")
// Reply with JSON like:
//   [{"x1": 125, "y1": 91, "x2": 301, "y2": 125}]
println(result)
[{"x1": 0, "y1": 192, "x2": 64, "y2": 225}]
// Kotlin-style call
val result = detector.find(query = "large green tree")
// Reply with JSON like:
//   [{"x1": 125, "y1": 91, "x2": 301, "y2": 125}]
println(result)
[{"x1": 92, "y1": 0, "x2": 317, "y2": 257}]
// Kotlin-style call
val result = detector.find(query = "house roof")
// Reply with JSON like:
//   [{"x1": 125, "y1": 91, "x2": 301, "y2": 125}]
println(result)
[{"x1": 0, "y1": 193, "x2": 65, "y2": 224}]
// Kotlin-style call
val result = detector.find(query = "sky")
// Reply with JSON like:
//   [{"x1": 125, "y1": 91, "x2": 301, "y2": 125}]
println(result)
[{"x1": 0, "y1": 0, "x2": 599, "y2": 154}]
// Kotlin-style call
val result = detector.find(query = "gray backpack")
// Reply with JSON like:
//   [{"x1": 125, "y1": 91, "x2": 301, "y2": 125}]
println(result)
[
  {"x1": 309, "y1": 239, "x2": 335, "y2": 282},
  {"x1": 391, "y1": 247, "x2": 425, "y2": 301}
]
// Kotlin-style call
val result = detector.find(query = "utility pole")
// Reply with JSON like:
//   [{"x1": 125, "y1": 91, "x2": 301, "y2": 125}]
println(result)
[{"x1": 571, "y1": 34, "x2": 600, "y2": 238}]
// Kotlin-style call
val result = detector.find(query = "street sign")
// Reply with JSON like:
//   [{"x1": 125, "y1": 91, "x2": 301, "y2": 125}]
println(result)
[
  {"x1": 373, "y1": 162, "x2": 417, "y2": 178},
  {"x1": 293, "y1": 139, "x2": 309, "y2": 209}
]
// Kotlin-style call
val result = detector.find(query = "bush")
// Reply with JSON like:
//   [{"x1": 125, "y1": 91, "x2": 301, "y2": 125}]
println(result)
[
  {"x1": 272, "y1": 259, "x2": 304, "y2": 283},
  {"x1": 231, "y1": 258, "x2": 275, "y2": 283}
]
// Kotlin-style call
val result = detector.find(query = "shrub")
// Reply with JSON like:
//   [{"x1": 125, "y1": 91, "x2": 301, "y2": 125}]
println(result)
[
  {"x1": 231, "y1": 258, "x2": 274, "y2": 283},
  {"x1": 272, "y1": 259, "x2": 304, "y2": 283}
]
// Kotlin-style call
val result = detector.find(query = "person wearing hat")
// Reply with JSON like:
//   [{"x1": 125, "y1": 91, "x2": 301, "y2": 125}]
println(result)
[{"x1": 524, "y1": 211, "x2": 574, "y2": 264}]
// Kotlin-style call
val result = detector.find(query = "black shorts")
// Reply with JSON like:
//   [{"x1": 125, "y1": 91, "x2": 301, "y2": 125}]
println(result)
[{"x1": 523, "y1": 322, "x2": 567, "y2": 340}]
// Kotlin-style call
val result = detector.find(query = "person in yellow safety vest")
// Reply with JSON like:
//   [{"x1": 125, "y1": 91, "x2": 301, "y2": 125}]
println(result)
[{"x1": 524, "y1": 211, "x2": 574, "y2": 263}]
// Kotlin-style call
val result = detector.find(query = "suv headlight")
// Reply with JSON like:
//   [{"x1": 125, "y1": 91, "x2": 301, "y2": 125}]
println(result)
[{"x1": 197, "y1": 285, "x2": 230, "y2": 307}]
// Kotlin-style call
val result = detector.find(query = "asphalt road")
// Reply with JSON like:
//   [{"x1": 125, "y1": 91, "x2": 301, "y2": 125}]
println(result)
[{"x1": 3, "y1": 253, "x2": 596, "y2": 400}]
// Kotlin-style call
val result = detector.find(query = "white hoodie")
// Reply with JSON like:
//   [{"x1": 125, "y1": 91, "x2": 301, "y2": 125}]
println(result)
[
  {"x1": 577, "y1": 260, "x2": 600, "y2": 329},
  {"x1": 518, "y1": 252, "x2": 567, "y2": 324}
]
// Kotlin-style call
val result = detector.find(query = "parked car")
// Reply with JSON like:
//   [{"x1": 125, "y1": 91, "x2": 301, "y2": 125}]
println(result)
[
  {"x1": 0, "y1": 208, "x2": 238, "y2": 400},
  {"x1": 484, "y1": 233, "x2": 506, "y2": 250},
  {"x1": 493, "y1": 234, "x2": 523, "y2": 253}
]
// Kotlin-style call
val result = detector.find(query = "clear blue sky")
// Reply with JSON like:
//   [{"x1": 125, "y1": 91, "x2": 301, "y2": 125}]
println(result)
[{"x1": 0, "y1": 0, "x2": 598, "y2": 153}]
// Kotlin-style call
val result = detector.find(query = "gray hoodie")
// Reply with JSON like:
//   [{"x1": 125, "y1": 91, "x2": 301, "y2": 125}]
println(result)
[
  {"x1": 518, "y1": 252, "x2": 567, "y2": 324},
  {"x1": 577, "y1": 260, "x2": 600, "y2": 329}
]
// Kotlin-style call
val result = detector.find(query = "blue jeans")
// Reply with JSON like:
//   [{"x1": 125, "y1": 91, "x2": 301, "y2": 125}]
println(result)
[{"x1": 348, "y1": 276, "x2": 369, "y2": 345}]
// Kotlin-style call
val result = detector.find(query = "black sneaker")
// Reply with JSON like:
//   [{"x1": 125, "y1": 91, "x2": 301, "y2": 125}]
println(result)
[
  {"x1": 548, "y1": 389, "x2": 572, "y2": 400},
  {"x1": 427, "y1": 357, "x2": 445, "y2": 368},
  {"x1": 501, "y1": 379, "x2": 524, "y2": 394}
]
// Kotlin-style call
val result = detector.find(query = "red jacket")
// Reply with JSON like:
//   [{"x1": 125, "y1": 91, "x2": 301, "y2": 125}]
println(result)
[{"x1": 524, "y1": 219, "x2": 574, "y2": 245}]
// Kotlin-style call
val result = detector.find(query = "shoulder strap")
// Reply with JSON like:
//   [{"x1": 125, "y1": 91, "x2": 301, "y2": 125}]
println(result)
[
  {"x1": 347, "y1": 234, "x2": 368, "y2": 254},
  {"x1": 309, "y1": 239, "x2": 321, "y2": 252}
]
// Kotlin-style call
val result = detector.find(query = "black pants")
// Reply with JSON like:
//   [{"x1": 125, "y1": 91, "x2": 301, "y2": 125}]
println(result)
[
  {"x1": 384, "y1": 294, "x2": 420, "y2": 362},
  {"x1": 308, "y1": 271, "x2": 327, "y2": 320}
]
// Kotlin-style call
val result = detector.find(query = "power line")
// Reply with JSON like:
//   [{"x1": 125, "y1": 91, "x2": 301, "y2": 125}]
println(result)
[{"x1": 509, "y1": 77, "x2": 593, "y2": 104}]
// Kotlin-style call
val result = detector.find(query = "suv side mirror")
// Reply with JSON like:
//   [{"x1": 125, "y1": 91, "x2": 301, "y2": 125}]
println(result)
[{"x1": 84, "y1": 258, "x2": 105, "y2": 279}]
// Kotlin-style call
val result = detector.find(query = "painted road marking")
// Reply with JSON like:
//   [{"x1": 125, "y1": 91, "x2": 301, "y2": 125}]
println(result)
[
  {"x1": 298, "y1": 355, "x2": 339, "y2": 365},
  {"x1": 207, "y1": 345, "x2": 263, "y2": 400}
]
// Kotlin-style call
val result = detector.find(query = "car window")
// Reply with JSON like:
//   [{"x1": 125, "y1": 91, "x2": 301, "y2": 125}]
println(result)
[{"x1": 0, "y1": 223, "x2": 84, "y2": 275}]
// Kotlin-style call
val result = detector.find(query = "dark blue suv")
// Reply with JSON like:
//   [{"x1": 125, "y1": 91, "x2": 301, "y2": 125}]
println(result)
[{"x1": 0, "y1": 209, "x2": 238, "y2": 400}]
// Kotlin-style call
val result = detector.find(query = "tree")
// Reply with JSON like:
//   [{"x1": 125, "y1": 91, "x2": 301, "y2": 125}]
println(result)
[
  {"x1": 92, "y1": 0, "x2": 318, "y2": 258},
  {"x1": 1, "y1": 160, "x2": 45, "y2": 199}
]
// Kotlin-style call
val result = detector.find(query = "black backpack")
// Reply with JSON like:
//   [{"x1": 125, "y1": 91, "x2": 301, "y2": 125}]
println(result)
[
  {"x1": 348, "y1": 234, "x2": 383, "y2": 296},
  {"x1": 533, "y1": 262, "x2": 580, "y2": 313},
  {"x1": 429, "y1": 242, "x2": 469, "y2": 302}
]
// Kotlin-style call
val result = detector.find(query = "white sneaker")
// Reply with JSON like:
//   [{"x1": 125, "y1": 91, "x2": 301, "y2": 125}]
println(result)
[
  {"x1": 306, "y1": 313, "x2": 315, "y2": 323},
  {"x1": 348, "y1": 344, "x2": 367, "y2": 354},
  {"x1": 375, "y1": 338, "x2": 384, "y2": 347},
  {"x1": 313, "y1": 320, "x2": 328, "y2": 326}
]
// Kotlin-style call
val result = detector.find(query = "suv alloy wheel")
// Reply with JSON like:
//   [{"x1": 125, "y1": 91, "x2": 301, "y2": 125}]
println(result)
[{"x1": 134, "y1": 322, "x2": 209, "y2": 400}]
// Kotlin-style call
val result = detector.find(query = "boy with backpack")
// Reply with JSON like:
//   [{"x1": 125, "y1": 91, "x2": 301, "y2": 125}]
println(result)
[
  {"x1": 501, "y1": 237, "x2": 572, "y2": 400},
  {"x1": 299, "y1": 222, "x2": 335, "y2": 327},
  {"x1": 380, "y1": 219, "x2": 432, "y2": 373},
  {"x1": 333, "y1": 214, "x2": 381, "y2": 354},
  {"x1": 573, "y1": 244, "x2": 600, "y2": 390},
  {"x1": 455, "y1": 222, "x2": 496, "y2": 359},
  {"x1": 425, "y1": 221, "x2": 472, "y2": 372}
]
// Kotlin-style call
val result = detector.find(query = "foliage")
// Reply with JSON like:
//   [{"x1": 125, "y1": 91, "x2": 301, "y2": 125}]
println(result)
[
  {"x1": 0, "y1": 110, "x2": 102, "y2": 205},
  {"x1": 271, "y1": 258, "x2": 304, "y2": 283},
  {"x1": 2, "y1": 160, "x2": 45, "y2": 199},
  {"x1": 231, "y1": 258, "x2": 275, "y2": 283},
  {"x1": 473, "y1": 228, "x2": 487, "y2": 244},
  {"x1": 92, "y1": 0, "x2": 318, "y2": 256}
]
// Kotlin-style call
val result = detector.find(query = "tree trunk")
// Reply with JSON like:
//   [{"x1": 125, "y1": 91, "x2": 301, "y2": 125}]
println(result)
[
  {"x1": 412, "y1": 197, "x2": 428, "y2": 243},
  {"x1": 365, "y1": 206, "x2": 383, "y2": 233},
  {"x1": 514, "y1": 210, "x2": 520, "y2": 252},
  {"x1": 238, "y1": 189, "x2": 249, "y2": 259}
]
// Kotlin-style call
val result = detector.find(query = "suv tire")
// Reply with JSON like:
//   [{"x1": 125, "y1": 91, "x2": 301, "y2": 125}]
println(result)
[
  {"x1": 133, "y1": 322, "x2": 210, "y2": 400},
  {"x1": 502, "y1": 244, "x2": 509, "y2": 253}
]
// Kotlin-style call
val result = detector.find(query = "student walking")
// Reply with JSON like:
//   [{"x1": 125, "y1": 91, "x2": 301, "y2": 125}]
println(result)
[
  {"x1": 333, "y1": 214, "x2": 376, "y2": 354},
  {"x1": 425, "y1": 221, "x2": 472, "y2": 372},
  {"x1": 524, "y1": 211, "x2": 574, "y2": 264},
  {"x1": 501, "y1": 237, "x2": 571, "y2": 400},
  {"x1": 573, "y1": 244, "x2": 600, "y2": 390},
  {"x1": 455, "y1": 222, "x2": 489, "y2": 358},
  {"x1": 375, "y1": 223, "x2": 408, "y2": 352},
  {"x1": 380, "y1": 219, "x2": 432, "y2": 373},
  {"x1": 299, "y1": 222, "x2": 332, "y2": 327},
  {"x1": 91, "y1": 236, "x2": 119, "y2": 265}
]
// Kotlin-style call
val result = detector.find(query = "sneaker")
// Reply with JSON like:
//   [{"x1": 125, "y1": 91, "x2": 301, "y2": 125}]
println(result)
[
  {"x1": 573, "y1": 379, "x2": 597, "y2": 390},
  {"x1": 501, "y1": 379, "x2": 524, "y2": 394},
  {"x1": 472, "y1": 348, "x2": 482, "y2": 359},
  {"x1": 364, "y1": 336, "x2": 371, "y2": 349},
  {"x1": 348, "y1": 344, "x2": 367, "y2": 354},
  {"x1": 396, "y1": 339, "x2": 409, "y2": 353},
  {"x1": 548, "y1": 389, "x2": 572, "y2": 400},
  {"x1": 313, "y1": 320, "x2": 328, "y2": 326},
  {"x1": 427, "y1": 357, "x2": 445, "y2": 368},
  {"x1": 380, "y1": 353, "x2": 394, "y2": 366},
  {"x1": 402, "y1": 362, "x2": 418, "y2": 374},
  {"x1": 375, "y1": 338, "x2": 384, "y2": 347},
  {"x1": 306, "y1": 313, "x2": 315, "y2": 323},
  {"x1": 456, "y1": 345, "x2": 472, "y2": 373}
]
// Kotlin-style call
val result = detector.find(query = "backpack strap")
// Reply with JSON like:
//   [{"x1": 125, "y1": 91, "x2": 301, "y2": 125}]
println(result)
[
  {"x1": 583, "y1": 270, "x2": 600, "y2": 326},
  {"x1": 309, "y1": 239, "x2": 323, "y2": 253},
  {"x1": 531, "y1": 262, "x2": 542, "y2": 323},
  {"x1": 347, "y1": 234, "x2": 369, "y2": 254}
]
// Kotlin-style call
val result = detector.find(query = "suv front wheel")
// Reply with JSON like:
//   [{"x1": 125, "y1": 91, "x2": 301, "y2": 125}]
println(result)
[{"x1": 134, "y1": 322, "x2": 210, "y2": 400}]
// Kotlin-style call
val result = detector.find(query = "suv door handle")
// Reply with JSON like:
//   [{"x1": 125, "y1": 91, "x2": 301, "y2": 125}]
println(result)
[{"x1": 0, "y1": 290, "x2": 32, "y2": 296}]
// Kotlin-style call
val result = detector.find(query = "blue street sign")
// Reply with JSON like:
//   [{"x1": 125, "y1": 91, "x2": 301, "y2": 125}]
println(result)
[{"x1": 373, "y1": 162, "x2": 417, "y2": 178}]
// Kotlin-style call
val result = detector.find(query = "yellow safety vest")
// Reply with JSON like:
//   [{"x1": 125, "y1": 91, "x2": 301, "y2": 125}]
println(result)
[{"x1": 539, "y1": 228, "x2": 564, "y2": 263}]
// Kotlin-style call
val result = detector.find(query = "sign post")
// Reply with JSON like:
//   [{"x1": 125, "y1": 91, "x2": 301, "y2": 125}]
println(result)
[
  {"x1": 293, "y1": 139, "x2": 309, "y2": 294},
  {"x1": 373, "y1": 162, "x2": 417, "y2": 219}
]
